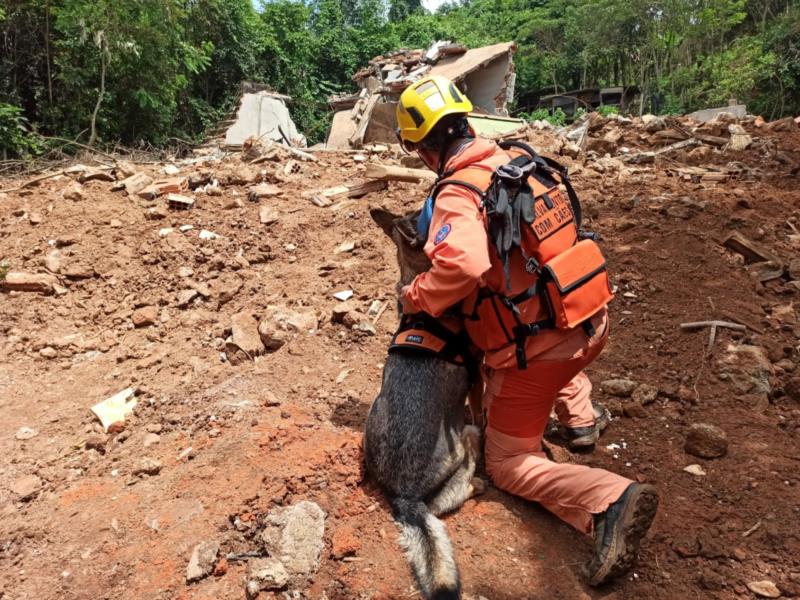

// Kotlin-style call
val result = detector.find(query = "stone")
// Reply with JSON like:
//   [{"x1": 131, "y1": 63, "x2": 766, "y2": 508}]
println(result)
[
  {"x1": 115, "y1": 160, "x2": 138, "y2": 178},
  {"x1": 210, "y1": 273, "x2": 242, "y2": 306},
  {"x1": 673, "y1": 535, "x2": 700, "y2": 558},
  {"x1": 229, "y1": 312, "x2": 265, "y2": 358},
  {"x1": 178, "y1": 266, "x2": 194, "y2": 278},
  {"x1": 15, "y1": 427, "x2": 38, "y2": 441},
  {"x1": 632, "y1": 384, "x2": 658, "y2": 405},
  {"x1": 28, "y1": 211, "x2": 42, "y2": 225},
  {"x1": 772, "y1": 303, "x2": 796, "y2": 325},
  {"x1": 10, "y1": 474, "x2": 43, "y2": 501},
  {"x1": 623, "y1": 401, "x2": 647, "y2": 418},
  {"x1": 355, "y1": 321, "x2": 376, "y2": 335},
  {"x1": 186, "y1": 540, "x2": 220, "y2": 583},
  {"x1": 259, "y1": 205, "x2": 279, "y2": 225},
  {"x1": 746, "y1": 580, "x2": 781, "y2": 598},
  {"x1": 145, "y1": 206, "x2": 169, "y2": 220},
  {"x1": 601, "y1": 378, "x2": 637, "y2": 397},
  {"x1": 143, "y1": 433, "x2": 160, "y2": 447},
  {"x1": 260, "y1": 500, "x2": 325, "y2": 576},
  {"x1": 785, "y1": 376, "x2": 800, "y2": 402},
  {"x1": 44, "y1": 250, "x2": 62, "y2": 274},
  {"x1": 2, "y1": 272, "x2": 58, "y2": 295},
  {"x1": 331, "y1": 525, "x2": 361, "y2": 559},
  {"x1": 258, "y1": 319, "x2": 290, "y2": 352},
  {"x1": 684, "y1": 423, "x2": 728, "y2": 459},
  {"x1": 333, "y1": 290, "x2": 353, "y2": 301},
  {"x1": 133, "y1": 458, "x2": 162, "y2": 476},
  {"x1": 247, "y1": 557, "x2": 288, "y2": 593},
  {"x1": 331, "y1": 302, "x2": 356, "y2": 323},
  {"x1": 132, "y1": 306, "x2": 158, "y2": 327},
  {"x1": 683, "y1": 464, "x2": 707, "y2": 476},
  {"x1": 63, "y1": 182, "x2": 86, "y2": 201},
  {"x1": 39, "y1": 347, "x2": 57, "y2": 358},
  {"x1": 85, "y1": 433, "x2": 108, "y2": 454},
  {"x1": 716, "y1": 344, "x2": 773, "y2": 394},
  {"x1": 176, "y1": 289, "x2": 199, "y2": 308}
]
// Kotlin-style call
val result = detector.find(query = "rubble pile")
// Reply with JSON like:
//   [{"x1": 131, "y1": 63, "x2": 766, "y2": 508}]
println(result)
[{"x1": 0, "y1": 108, "x2": 799, "y2": 599}]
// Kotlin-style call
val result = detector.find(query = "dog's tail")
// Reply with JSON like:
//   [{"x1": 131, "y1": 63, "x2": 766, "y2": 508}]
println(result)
[{"x1": 391, "y1": 497, "x2": 460, "y2": 600}]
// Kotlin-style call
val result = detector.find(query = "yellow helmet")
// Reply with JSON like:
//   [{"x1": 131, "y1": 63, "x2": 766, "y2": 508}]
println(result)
[{"x1": 396, "y1": 75, "x2": 473, "y2": 147}]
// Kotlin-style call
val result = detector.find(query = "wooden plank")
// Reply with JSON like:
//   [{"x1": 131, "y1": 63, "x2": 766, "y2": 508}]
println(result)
[
  {"x1": 721, "y1": 231, "x2": 779, "y2": 264},
  {"x1": 303, "y1": 180, "x2": 388, "y2": 207},
  {"x1": 364, "y1": 163, "x2": 436, "y2": 184},
  {"x1": 694, "y1": 133, "x2": 729, "y2": 147}
]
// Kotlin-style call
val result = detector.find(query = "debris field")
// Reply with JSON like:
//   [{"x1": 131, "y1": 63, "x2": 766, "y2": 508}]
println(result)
[{"x1": 1, "y1": 111, "x2": 799, "y2": 599}]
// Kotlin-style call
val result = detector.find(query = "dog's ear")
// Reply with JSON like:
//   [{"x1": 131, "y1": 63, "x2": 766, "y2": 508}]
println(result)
[
  {"x1": 370, "y1": 207, "x2": 400, "y2": 238},
  {"x1": 394, "y1": 211, "x2": 422, "y2": 247}
]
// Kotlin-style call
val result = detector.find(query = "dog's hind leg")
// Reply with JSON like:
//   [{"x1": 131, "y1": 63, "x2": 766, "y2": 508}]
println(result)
[{"x1": 427, "y1": 426, "x2": 484, "y2": 516}]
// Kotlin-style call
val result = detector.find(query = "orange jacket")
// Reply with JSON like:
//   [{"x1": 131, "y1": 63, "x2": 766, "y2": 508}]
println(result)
[{"x1": 405, "y1": 137, "x2": 607, "y2": 369}]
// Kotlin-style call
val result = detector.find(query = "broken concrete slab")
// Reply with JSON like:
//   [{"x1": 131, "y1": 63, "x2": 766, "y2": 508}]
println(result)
[
  {"x1": 303, "y1": 180, "x2": 388, "y2": 207},
  {"x1": 228, "y1": 312, "x2": 265, "y2": 360},
  {"x1": 224, "y1": 91, "x2": 305, "y2": 148},
  {"x1": 1, "y1": 272, "x2": 59, "y2": 295},
  {"x1": 688, "y1": 104, "x2": 747, "y2": 123},
  {"x1": 260, "y1": 501, "x2": 325, "y2": 577},
  {"x1": 186, "y1": 540, "x2": 220, "y2": 583}
]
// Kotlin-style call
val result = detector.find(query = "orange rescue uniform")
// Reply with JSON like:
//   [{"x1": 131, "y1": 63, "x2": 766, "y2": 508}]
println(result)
[{"x1": 404, "y1": 137, "x2": 632, "y2": 534}]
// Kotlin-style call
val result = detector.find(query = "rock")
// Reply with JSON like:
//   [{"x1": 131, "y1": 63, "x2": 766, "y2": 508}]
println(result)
[
  {"x1": 785, "y1": 376, "x2": 800, "y2": 402},
  {"x1": 61, "y1": 262, "x2": 95, "y2": 279},
  {"x1": 132, "y1": 306, "x2": 158, "y2": 327},
  {"x1": 355, "y1": 321, "x2": 376, "y2": 336},
  {"x1": 210, "y1": 273, "x2": 242, "y2": 306},
  {"x1": 85, "y1": 432, "x2": 108, "y2": 454},
  {"x1": 623, "y1": 401, "x2": 647, "y2": 418},
  {"x1": 333, "y1": 290, "x2": 353, "y2": 301},
  {"x1": 747, "y1": 580, "x2": 781, "y2": 598},
  {"x1": 259, "y1": 205, "x2": 279, "y2": 225},
  {"x1": 145, "y1": 206, "x2": 169, "y2": 220},
  {"x1": 717, "y1": 344, "x2": 773, "y2": 394},
  {"x1": 683, "y1": 464, "x2": 707, "y2": 476},
  {"x1": 229, "y1": 312, "x2": 265, "y2": 359},
  {"x1": 601, "y1": 378, "x2": 637, "y2": 397},
  {"x1": 15, "y1": 426, "x2": 38, "y2": 440},
  {"x1": 28, "y1": 211, "x2": 42, "y2": 225},
  {"x1": 78, "y1": 167, "x2": 114, "y2": 183},
  {"x1": 632, "y1": 384, "x2": 658, "y2": 405},
  {"x1": 133, "y1": 458, "x2": 162, "y2": 476},
  {"x1": 246, "y1": 557, "x2": 288, "y2": 594},
  {"x1": 260, "y1": 500, "x2": 325, "y2": 577},
  {"x1": 258, "y1": 319, "x2": 290, "y2": 352},
  {"x1": 334, "y1": 240, "x2": 356, "y2": 254},
  {"x1": 63, "y1": 182, "x2": 86, "y2": 201},
  {"x1": 176, "y1": 289, "x2": 199, "y2": 308},
  {"x1": 641, "y1": 114, "x2": 666, "y2": 132},
  {"x1": 331, "y1": 302, "x2": 356, "y2": 323},
  {"x1": 765, "y1": 116, "x2": 797, "y2": 132},
  {"x1": 684, "y1": 423, "x2": 728, "y2": 459},
  {"x1": 673, "y1": 535, "x2": 700, "y2": 557},
  {"x1": 10, "y1": 474, "x2": 43, "y2": 501},
  {"x1": 39, "y1": 346, "x2": 57, "y2": 358},
  {"x1": 331, "y1": 525, "x2": 361, "y2": 559},
  {"x1": 2, "y1": 272, "x2": 59, "y2": 295},
  {"x1": 44, "y1": 250, "x2": 62, "y2": 274},
  {"x1": 772, "y1": 303, "x2": 796, "y2": 325},
  {"x1": 143, "y1": 433, "x2": 160, "y2": 447},
  {"x1": 115, "y1": 160, "x2": 138, "y2": 178},
  {"x1": 186, "y1": 540, "x2": 220, "y2": 583},
  {"x1": 727, "y1": 124, "x2": 752, "y2": 151}
]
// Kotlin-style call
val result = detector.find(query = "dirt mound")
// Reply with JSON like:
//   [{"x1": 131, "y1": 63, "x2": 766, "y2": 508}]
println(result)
[{"x1": 0, "y1": 114, "x2": 798, "y2": 599}]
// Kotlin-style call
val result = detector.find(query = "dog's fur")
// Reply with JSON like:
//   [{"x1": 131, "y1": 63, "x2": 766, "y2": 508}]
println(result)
[{"x1": 364, "y1": 208, "x2": 483, "y2": 600}]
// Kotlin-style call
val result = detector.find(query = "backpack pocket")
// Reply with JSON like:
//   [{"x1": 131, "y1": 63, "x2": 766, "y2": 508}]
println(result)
[{"x1": 541, "y1": 239, "x2": 614, "y2": 329}]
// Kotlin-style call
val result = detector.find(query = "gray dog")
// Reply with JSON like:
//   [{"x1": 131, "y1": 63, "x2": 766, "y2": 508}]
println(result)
[{"x1": 364, "y1": 208, "x2": 484, "y2": 600}]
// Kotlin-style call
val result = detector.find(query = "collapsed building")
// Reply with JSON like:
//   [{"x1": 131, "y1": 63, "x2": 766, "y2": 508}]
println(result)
[{"x1": 325, "y1": 41, "x2": 524, "y2": 149}]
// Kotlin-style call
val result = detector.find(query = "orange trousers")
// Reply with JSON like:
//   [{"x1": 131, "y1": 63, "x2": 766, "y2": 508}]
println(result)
[{"x1": 483, "y1": 315, "x2": 632, "y2": 534}]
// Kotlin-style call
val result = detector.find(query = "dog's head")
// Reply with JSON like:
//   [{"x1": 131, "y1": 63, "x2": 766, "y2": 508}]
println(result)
[{"x1": 370, "y1": 207, "x2": 431, "y2": 291}]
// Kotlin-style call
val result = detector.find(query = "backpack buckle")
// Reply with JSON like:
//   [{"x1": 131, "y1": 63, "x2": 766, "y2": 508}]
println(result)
[
  {"x1": 496, "y1": 164, "x2": 524, "y2": 183},
  {"x1": 524, "y1": 257, "x2": 540, "y2": 274}
]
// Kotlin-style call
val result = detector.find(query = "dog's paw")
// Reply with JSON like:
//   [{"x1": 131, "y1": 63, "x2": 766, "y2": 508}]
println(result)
[{"x1": 470, "y1": 477, "x2": 487, "y2": 497}]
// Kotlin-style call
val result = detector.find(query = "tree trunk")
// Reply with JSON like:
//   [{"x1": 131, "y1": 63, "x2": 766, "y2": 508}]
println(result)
[
  {"x1": 89, "y1": 39, "x2": 107, "y2": 147},
  {"x1": 45, "y1": 1, "x2": 53, "y2": 105}
]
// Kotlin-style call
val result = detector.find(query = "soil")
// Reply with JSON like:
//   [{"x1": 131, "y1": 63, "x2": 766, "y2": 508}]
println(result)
[{"x1": 1, "y1": 117, "x2": 799, "y2": 600}]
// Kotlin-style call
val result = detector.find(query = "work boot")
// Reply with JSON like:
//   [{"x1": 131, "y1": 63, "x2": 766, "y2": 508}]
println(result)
[
  {"x1": 563, "y1": 403, "x2": 609, "y2": 449},
  {"x1": 584, "y1": 483, "x2": 659, "y2": 587}
]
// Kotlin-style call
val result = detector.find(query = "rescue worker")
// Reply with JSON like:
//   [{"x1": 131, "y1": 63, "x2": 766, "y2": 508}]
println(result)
[{"x1": 394, "y1": 75, "x2": 659, "y2": 586}]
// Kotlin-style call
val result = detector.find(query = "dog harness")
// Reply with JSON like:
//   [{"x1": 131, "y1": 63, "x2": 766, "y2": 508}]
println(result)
[{"x1": 389, "y1": 313, "x2": 479, "y2": 383}]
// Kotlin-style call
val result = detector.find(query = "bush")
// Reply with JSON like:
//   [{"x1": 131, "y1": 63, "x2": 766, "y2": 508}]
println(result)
[
  {"x1": 0, "y1": 104, "x2": 42, "y2": 159},
  {"x1": 597, "y1": 104, "x2": 619, "y2": 117},
  {"x1": 520, "y1": 107, "x2": 568, "y2": 127}
]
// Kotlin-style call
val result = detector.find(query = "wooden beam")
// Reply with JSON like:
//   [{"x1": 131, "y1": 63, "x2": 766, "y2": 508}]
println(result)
[
  {"x1": 364, "y1": 163, "x2": 436, "y2": 184},
  {"x1": 303, "y1": 179, "x2": 388, "y2": 207}
]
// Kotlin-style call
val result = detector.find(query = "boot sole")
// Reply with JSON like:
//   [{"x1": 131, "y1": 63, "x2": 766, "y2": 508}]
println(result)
[{"x1": 586, "y1": 484, "x2": 659, "y2": 586}]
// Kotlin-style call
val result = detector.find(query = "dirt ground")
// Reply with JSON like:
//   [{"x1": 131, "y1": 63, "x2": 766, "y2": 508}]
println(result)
[{"x1": 1, "y1": 115, "x2": 799, "y2": 600}]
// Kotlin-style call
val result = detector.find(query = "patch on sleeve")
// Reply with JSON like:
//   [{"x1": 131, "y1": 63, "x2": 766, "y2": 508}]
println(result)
[{"x1": 433, "y1": 223, "x2": 451, "y2": 245}]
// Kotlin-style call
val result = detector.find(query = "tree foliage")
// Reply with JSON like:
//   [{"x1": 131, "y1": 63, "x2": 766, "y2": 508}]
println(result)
[{"x1": 0, "y1": 0, "x2": 797, "y2": 154}]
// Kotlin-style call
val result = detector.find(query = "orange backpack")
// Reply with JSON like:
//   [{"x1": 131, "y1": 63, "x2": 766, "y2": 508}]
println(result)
[{"x1": 430, "y1": 140, "x2": 614, "y2": 369}]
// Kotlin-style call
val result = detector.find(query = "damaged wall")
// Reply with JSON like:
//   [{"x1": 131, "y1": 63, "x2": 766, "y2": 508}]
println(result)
[
  {"x1": 460, "y1": 54, "x2": 515, "y2": 115},
  {"x1": 225, "y1": 92, "x2": 305, "y2": 148}
]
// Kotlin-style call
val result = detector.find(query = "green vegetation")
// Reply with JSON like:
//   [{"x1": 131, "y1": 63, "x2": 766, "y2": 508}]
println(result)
[{"x1": 0, "y1": 0, "x2": 797, "y2": 152}]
